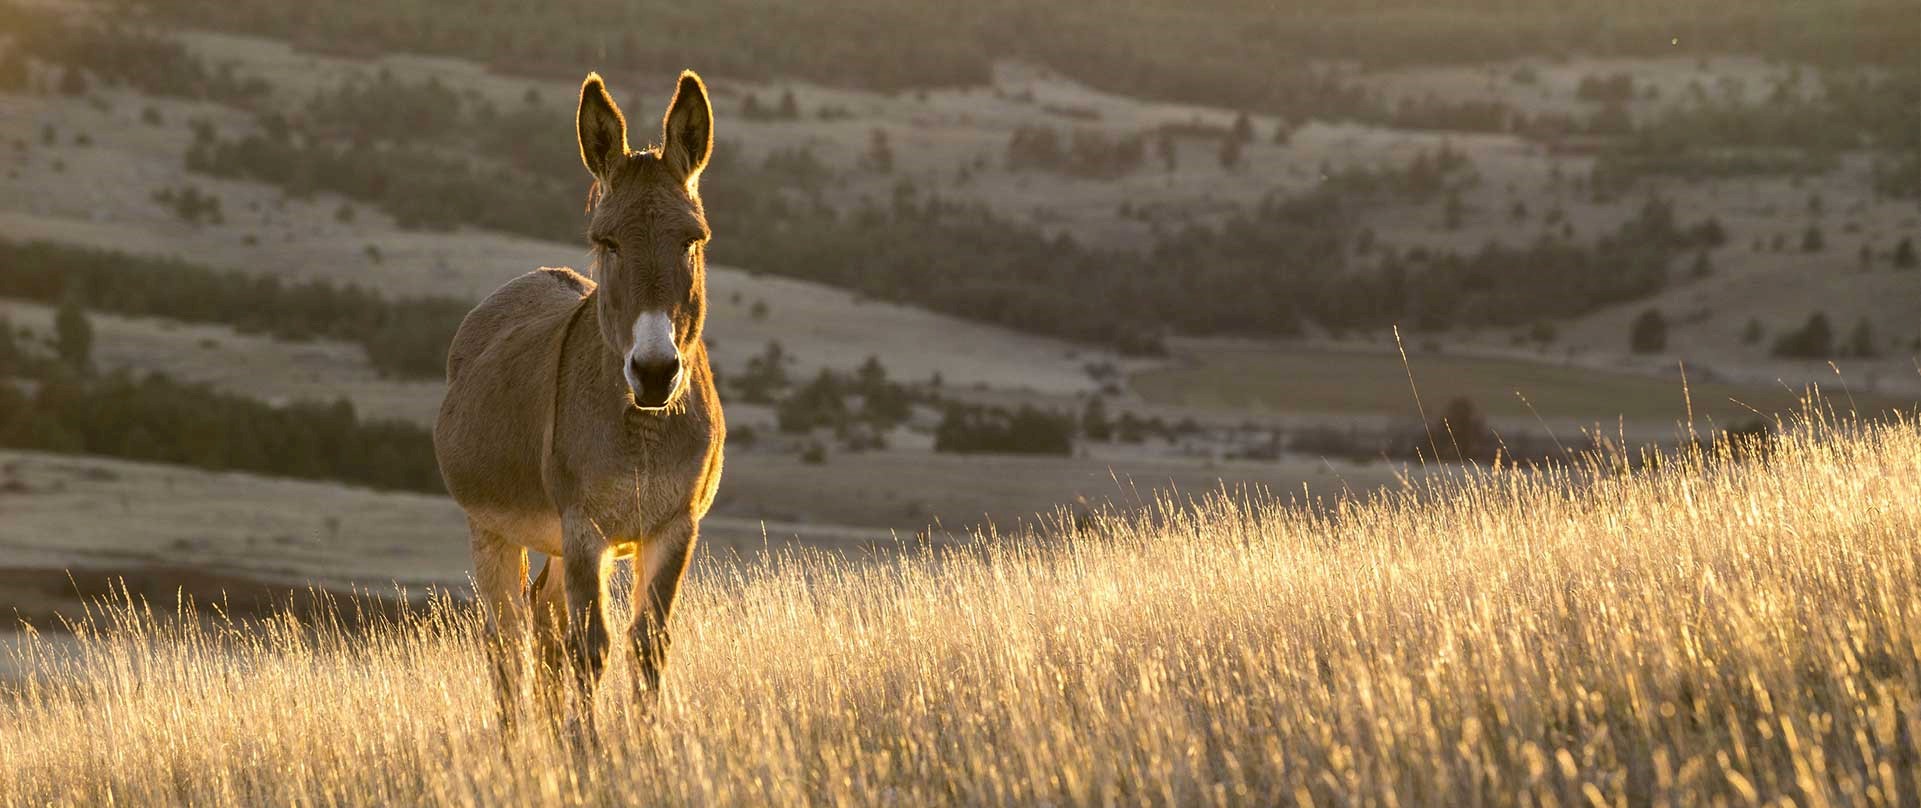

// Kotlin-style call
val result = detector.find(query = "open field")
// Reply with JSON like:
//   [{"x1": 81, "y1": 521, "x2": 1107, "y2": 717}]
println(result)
[
  {"x1": 0, "y1": 448, "x2": 890, "y2": 633},
  {"x1": 0, "y1": 445, "x2": 1394, "y2": 623},
  {"x1": 3, "y1": 414, "x2": 1917, "y2": 804},
  {"x1": 0, "y1": 299, "x2": 1402, "y2": 539},
  {"x1": 714, "y1": 448, "x2": 1399, "y2": 532},
  {"x1": 0, "y1": 448, "x2": 884, "y2": 594},
  {"x1": 1134, "y1": 338, "x2": 1921, "y2": 428}
]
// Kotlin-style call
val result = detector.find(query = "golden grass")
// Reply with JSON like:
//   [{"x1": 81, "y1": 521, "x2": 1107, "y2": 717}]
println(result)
[{"x1": 3, "y1": 409, "x2": 1918, "y2": 805}]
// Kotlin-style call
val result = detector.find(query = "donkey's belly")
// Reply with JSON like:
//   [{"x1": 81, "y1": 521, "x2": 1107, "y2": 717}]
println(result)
[
  {"x1": 468, "y1": 506, "x2": 564, "y2": 556},
  {"x1": 434, "y1": 377, "x2": 558, "y2": 523}
]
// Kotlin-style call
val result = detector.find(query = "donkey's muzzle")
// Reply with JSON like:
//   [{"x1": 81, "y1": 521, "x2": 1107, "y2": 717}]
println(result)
[{"x1": 628, "y1": 354, "x2": 682, "y2": 409}]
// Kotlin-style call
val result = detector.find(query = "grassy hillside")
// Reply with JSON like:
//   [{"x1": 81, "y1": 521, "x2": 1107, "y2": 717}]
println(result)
[
  {"x1": 118, "y1": 0, "x2": 1920, "y2": 108},
  {"x1": 5, "y1": 407, "x2": 1917, "y2": 804},
  {"x1": 1134, "y1": 341, "x2": 1920, "y2": 424}
]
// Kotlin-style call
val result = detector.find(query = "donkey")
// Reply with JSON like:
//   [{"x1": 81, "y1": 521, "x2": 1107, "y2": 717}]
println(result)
[{"x1": 433, "y1": 70, "x2": 724, "y2": 729}]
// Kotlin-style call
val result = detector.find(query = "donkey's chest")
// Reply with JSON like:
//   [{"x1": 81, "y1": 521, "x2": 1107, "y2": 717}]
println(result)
[{"x1": 551, "y1": 420, "x2": 717, "y2": 539}]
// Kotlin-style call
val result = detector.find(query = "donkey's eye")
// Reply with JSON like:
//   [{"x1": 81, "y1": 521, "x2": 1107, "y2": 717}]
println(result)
[
  {"x1": 596, "y1": 238, "x2": 619, "y2": 255},
  {"x1": 683, "y1": 239, "x2": 700, "y2": 257}
]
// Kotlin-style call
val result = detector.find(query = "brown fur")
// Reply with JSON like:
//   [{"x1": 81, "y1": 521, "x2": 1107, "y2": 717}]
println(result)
[{"x1": 433, "y1": 70, "x2": 724, "y2": 730}]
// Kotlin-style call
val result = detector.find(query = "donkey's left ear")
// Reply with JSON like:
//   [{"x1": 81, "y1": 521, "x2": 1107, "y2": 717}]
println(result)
[{"x1": 660, "y1": 70, "x2": 713, "y2": 186}]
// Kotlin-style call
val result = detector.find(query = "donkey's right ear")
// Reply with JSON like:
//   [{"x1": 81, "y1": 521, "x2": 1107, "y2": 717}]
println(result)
[{"x1": 576, "y1": 72, "x2": 629, "y2": 184}]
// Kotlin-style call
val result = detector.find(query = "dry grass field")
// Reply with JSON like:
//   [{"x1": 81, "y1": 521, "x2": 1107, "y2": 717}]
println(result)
[{"x1": 3, "y1": 406, "x2": 1915, "y2": 805}]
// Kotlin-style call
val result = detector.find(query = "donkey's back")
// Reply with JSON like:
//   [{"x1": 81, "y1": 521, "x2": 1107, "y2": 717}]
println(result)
[{"x1": 444, "y1": 267, "x2": 593, "y2": 384}]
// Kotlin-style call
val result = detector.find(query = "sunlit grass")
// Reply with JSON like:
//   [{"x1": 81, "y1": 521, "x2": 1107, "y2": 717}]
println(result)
[{"x1": 3, "y1": 406, "x2": 1918, "y2": 805}]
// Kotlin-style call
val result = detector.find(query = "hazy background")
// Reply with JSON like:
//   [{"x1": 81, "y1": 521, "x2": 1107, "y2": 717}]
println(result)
[{"x1": 0, "y1": 0, "x2": 1915, "y2": 623}]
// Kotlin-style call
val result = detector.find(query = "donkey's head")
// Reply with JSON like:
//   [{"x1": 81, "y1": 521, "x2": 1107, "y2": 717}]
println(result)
[{"x1": 576, "y1": 70, "x2": 714, "y2": 410}]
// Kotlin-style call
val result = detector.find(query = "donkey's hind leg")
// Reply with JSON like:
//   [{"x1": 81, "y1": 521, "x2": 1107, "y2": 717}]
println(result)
[
  {"x1": 528, "y1": 555, "x2": 571, "y2": 718},
  {"x1": 470, "y1": 523, "x2": 530, "y2": 734}
]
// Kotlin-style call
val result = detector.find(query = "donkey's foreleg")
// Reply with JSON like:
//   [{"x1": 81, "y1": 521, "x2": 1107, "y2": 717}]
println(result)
[
  {"x1": 470, "y1": 524, "x2": 530, "y2": 734},
  {"x1": 630, "y1": 513, "x2": 698, "y2": 706},
  {"x1": 560, "y1": 513, "x2": 614, "y2": 712}
]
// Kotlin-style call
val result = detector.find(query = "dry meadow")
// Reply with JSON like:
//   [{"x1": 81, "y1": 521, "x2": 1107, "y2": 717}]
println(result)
[{"x1": 3, "y1": 406, "x2": 1916, "y2": 805}]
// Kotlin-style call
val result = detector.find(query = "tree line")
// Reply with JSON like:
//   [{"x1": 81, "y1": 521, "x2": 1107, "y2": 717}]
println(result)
[
  {"x1": 1593, "y1": 68, "x2": 1919, "y2": 192},
  {"x1": 0, "y1": 313, "x2": 444, "y2": 493},
  {"x1": 728, "y1": 344, "x2": 1079, "y2": 457},
  {"x1": 1320, "y1": 196, "x2": 1721, "y2": 332},
  {"x1": 0, "y1": 239, "x2": 468, "y2": 379}
]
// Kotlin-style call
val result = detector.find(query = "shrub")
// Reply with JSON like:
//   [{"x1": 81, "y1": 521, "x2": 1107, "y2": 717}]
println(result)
[
  {"x1": 1629, "y1": 308, "x2": 1667, "y2": 354},
  {"x1": 1690, "y1": 251, "x2": 1713, "y2": 278},
  {"x1": 1082, "y1": 396, "x2": 1112, "y2": 441},
  {"x1": 862, "y1": 129, "x2": 894, "y2": 174},
  {"x1": 0, "y1": 368, "x2": 441, "y2": 492},
  {"x1": 776, "y1": 370, "x2": 849, "y2": 434},
  {"x1": 1802, "y1": 225, "x2": 1825, "y2": 252},
  {"x1": 934, "y1": 403, "x2": 1074, "y2": 456},
  {"x1": 54, "y1": 294, "x2": 93, "y2": 371},
  {"x1": 1772, "y1": 312, "x2": 1835, "y2": 358},
  {"x1": 1894, "y1": 237, "x2": 1917, "y2": 269},
  {"x1": 58, "y1": 66, "x2": 89, "y2": 96},
  {"x1": 1575, "y1": 72, "x2": 1635, "y2": 104},
  {"x1": 1217, "y1": 136, "x2": 1243, "y2": 170},
  {"x1": 1431, "y1": 396, "x2": 1495, "y2": 463},
  {"x1": 1846, "y1": 319, "x2": 1878, "y2": 358}
]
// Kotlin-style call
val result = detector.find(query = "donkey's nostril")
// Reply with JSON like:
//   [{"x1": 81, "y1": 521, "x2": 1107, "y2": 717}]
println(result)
[{"x1": 628, "y1": 354, "x2": 683, "y2": 408}]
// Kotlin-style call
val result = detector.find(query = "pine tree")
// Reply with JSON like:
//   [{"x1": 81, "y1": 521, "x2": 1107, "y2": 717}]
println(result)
[
  {"x1": 1629, "y1": 309, "x2": 1666, "y2": 354},
  {"x1": 58, "y1": 66, "x2": 89, "y2": 97},
  {"x1": 55, "y1": 292, "x2": 93, "y2": 371},
  {"x1": 1802, "y1": 224, "x2": 1825, "y2": 253},
  {"x1": 1847, "y1": 319, "x2": 1878, "y2": 358},
  {"x1": 1230, "y1": 112, "x2": 1254, "y2": 143},
  {"x1": 1082, "y1": 396, "x2": 1112, "y2": 441},
  {"x1": 1217, "y1": 135, "x2": 1242, "y2": 170}
]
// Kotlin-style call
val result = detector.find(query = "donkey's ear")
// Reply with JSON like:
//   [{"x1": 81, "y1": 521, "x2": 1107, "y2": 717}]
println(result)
[
  {"x1": 660, "y1": 70, "x2": 713, "y2": 186},
  {"x1": 576, "y1": 72, "x2": 628, "y2": 184}
]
